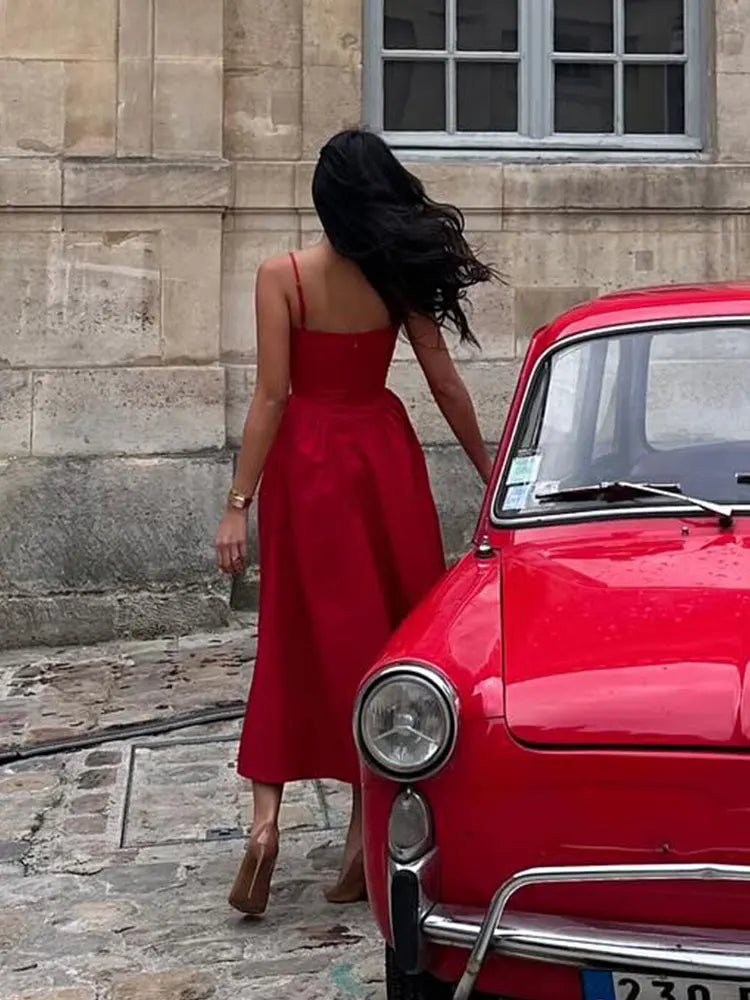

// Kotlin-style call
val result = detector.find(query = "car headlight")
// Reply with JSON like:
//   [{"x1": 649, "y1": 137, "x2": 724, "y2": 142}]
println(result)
[{"x1": 355, "y1": 665, "x2": 458, "y2": 780}]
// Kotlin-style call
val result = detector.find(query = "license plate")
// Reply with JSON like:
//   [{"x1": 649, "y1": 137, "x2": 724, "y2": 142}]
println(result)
[{"x1": 582, "y1": 970, "x2": 750, "y2": 1000}]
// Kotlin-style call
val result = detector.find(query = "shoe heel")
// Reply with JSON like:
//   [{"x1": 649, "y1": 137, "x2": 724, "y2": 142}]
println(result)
[
  {"x1": 324, "y1": 849, "x2": 367, "y2": 904},
  {"x1": 229, "y1": 836, "x2": 278, "y2": 916}
]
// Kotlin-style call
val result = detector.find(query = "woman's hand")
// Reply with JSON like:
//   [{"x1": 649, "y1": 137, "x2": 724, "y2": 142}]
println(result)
[{"x1": 215, "y1": 509, "x2": 249, "y2": 575}]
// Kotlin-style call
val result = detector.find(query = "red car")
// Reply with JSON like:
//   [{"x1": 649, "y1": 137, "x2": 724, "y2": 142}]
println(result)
[{"x1": 355, "y1": 284, "x2": 750, "y2": 1000}]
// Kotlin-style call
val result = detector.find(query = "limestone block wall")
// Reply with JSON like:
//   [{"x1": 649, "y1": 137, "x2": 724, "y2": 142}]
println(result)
[
  {"x1": 1, "y1": 0, "x2": 749, "y2": 650},
  {"x1": 0, "y1": 1, "x2": 230, "y2": 650}
]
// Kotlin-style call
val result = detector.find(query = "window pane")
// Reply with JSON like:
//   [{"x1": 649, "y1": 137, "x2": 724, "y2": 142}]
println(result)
[
  {"x1": 625, "y1": 64, "x2": 684, "y2": 133},
  {"x1": 457, "y1": 62, "x2": 518, "y2": 131},
  {"x1": 555, "y1": 64, "x2": 614, "y2": 133},
  {"x1": 457, "y1": 0, "x2": 518, "y2": 52},
  {"x1": 646, "y1": 328, "x2": 750, "y2": 456},
  {"x1": 625, "y1": 0, "x2": 684, "y2": 54},
  {"x1": 593, "y1": 340, "x2": 621, "y2": 461},
  {"x1": 384, "y1": 0, "x2": 445, "y2": 50},
  {"x1": 497, "y1": 329, "x2": 750, "y2": 517},
  {"x1": 384, "y1": 61, "x2": 445, "y2": 130},
  {"x1": 554, "y1": 0, "x2": 613, "y2": 53}
]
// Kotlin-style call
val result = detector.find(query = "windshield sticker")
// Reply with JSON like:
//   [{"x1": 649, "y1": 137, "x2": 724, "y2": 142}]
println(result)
[
  {"x1": 503, "y1": 484, "x2": 533, "y2": 510},
  {"x1": 507, "y1": 454, "x2": 542, "y2": 486},
  {"x1": 534, "y1": 480, "x2": 560, "y2": 500}
]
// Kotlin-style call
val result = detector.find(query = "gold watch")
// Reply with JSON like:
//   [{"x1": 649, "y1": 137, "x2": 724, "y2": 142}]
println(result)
[{"x1": 227, "y1": 488, "x2": 252, "y2": 510}]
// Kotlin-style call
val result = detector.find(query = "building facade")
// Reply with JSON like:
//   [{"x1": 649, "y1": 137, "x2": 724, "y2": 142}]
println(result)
[{"x1": 0, "y1": 0, "x2": 747, "y2": 648}]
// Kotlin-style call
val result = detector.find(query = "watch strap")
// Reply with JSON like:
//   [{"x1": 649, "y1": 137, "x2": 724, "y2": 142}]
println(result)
[{"x1": 227, "y1": 488, "x2": 252, "y2": 510}]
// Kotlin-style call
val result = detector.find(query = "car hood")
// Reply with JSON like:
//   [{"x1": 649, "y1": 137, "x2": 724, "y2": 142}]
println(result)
[{"x1": 501, "y1": 520, "x2": 750, "y2": 749}]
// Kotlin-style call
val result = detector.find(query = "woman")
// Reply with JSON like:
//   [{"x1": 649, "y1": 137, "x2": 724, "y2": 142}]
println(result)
[{"x1": 215, "y1": 128, "x2": 495, "y2": 916}]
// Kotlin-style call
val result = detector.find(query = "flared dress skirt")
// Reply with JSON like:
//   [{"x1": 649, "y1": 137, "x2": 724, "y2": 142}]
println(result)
[{"x1": 237, "y1": 323, "x2": 446, "y2": 785}]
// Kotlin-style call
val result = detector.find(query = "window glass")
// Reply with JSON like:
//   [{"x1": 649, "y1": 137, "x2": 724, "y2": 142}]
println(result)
[
  {"x1": 625, "y1": 0, "x2": 684, "y2": 54},
  {"x1": 457, "y1": 0, "x2": 518, "y2": 52},
  {"x1": 384, "y1": 0, "x2": 445, "y2": 49},
  {"x1": 554, "y1": 0, "x2": 614, "y2": 53},
  {"x1": 624, "y1": 65, "x2": 685, "y2": 134},
  {"x1": 384, "y1": 61, "x2": 445, "y2": 130},
  {"x1": 555, "y1": 64, "x2": 614, "y2": 133},
  {"x1": 457, "y1": 62, "x2": 518, "y2": 132},
  {"x1": 593, "y1": 339, "x2": 620, "y2": 460},
  {"x1": 497, "y1": 327, "x2": 750, "y2": 518},
  {"x1": 646, "y1": 328, "x2": 750, "y2": 449}
]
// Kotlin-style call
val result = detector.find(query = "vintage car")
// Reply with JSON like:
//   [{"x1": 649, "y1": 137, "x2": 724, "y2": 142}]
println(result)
[{"x1": 354, "y1": 283, "x2": 750, "y2": 1000}]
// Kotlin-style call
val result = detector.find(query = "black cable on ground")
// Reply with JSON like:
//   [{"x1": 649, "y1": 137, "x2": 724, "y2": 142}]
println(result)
[{"x1": 0, "y1": 706, "x2": 246, "y2": 766}]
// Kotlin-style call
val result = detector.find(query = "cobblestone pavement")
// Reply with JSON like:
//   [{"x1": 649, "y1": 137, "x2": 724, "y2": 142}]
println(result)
[
  {"x1": 0, "y1": 625, "x2": 385, "y2": 1000},
  {"x1": 0, "y1": 620, "x2": 258, "y2": 757}
]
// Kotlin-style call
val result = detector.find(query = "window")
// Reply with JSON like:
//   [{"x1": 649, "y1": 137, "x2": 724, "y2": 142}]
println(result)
[
  {"x1": 646, "y1": 327, "x2": 750, "y2": 449},
  {"x1": 363, "y1": 0, "x2": 704, "y2": 152},
  {"x1": 494, "y1": 327, "x2": 750, "y2": 522}
]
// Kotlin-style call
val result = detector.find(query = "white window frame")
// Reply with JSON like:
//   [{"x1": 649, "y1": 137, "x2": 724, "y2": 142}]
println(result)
[{"x1": 363, "y1": 0, "x2": 706, "y2": 154}]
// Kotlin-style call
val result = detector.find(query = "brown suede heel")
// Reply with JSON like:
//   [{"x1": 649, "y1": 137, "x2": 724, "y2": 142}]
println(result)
[
  {"x1": 229, "y1": 829, "x2": 279, "y2": 916},
  {"x1": 324, "y1": 849, "x2": 367, "y2": 904}
]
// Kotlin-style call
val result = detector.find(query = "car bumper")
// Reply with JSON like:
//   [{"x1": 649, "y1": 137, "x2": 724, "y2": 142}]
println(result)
[{"x1": 390, "y1": 857, "x2": 750, "y2": 1000}]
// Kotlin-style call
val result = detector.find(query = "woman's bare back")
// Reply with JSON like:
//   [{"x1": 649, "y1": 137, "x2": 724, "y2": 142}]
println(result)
[{"x1": 283, "y1": 242, "x2": 393, "y2": 333}]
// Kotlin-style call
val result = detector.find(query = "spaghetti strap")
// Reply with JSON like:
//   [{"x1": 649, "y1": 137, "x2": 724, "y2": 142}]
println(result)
[{"x1": 289, "y1": 252, "x2": 307, "y2": 330}]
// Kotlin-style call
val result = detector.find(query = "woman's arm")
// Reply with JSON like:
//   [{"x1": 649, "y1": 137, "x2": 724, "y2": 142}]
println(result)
[
  {"x1": 215, "y1": 259, "x2": 291, "y2": 575},
  {"x1": 408, "y1": 313, "x2": 493, "y2": 484},
  {"x1": 231, "y1": 260, "x2": 291, "y2": 497}
]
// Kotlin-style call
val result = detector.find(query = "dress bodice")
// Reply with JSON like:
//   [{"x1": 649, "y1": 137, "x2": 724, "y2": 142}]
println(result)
[{"x1": 290, "y1": 326, "x2": 398, "y2": 404}]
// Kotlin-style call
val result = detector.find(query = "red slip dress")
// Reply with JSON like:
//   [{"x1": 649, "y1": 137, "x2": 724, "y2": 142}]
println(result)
[{"x1": 236, "y1": 253, "x2": 446, "y2": 785}]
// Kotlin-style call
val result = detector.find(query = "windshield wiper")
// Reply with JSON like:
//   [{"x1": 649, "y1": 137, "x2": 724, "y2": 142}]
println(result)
[{"x1": 537, "y1": 481, "x2": 735, "y2": 528}]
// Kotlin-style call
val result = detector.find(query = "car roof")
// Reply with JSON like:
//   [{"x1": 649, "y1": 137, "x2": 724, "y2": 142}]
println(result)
[{"x1": 534, "y1": 282, "x2": 750, "y2": 354}]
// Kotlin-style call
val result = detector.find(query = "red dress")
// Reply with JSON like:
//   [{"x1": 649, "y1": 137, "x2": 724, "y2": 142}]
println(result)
[{"x1": 237, "y1": 254, "x2": 446, "y2": 785}]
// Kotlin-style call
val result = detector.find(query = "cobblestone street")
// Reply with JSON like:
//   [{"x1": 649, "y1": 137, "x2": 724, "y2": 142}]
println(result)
[{"x1": 0, "y1": 624, "x2": 384, "y2": 1000}]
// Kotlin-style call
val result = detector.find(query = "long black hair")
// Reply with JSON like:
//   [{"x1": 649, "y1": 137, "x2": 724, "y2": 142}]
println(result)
[{"x1": 312, "y1": 129, "x2": 497, "y2": 346}]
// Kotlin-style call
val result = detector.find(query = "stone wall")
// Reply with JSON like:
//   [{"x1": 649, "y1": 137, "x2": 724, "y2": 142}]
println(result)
[{"x1": 1, "y1": 0, "x2": 749, "y2": 649}]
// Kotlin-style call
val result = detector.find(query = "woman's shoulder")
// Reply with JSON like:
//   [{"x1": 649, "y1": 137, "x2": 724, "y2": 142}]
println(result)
[
  {"x1": 257, "y1": 252, "x2": 293, "y2": 278},
  {"x1": 262, "y1": 245, "x2": 319, "y2": 267},
  {"x1": 257, "y1": 247, "x2": 320, "y2": 284},
  {"x1": 254, "y1": 253, "x2": 300, "y2": 302}
]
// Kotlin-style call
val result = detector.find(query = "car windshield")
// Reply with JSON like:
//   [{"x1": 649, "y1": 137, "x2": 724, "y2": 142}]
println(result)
[{"x1": 496, "y1": 324, "x2": 750, "y2": 519}]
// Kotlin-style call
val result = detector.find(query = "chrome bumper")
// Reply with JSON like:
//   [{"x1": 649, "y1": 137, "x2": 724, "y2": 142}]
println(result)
[{"x1": 392, "y1": 860, "x2": 750, "y2": 1000}]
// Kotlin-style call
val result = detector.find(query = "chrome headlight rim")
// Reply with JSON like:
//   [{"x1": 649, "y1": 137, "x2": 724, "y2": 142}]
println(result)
[{"x1": 354, "y1": 662, "x2": 459, "y2": 782}]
